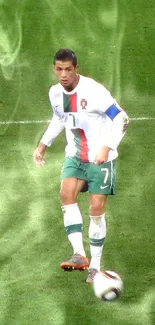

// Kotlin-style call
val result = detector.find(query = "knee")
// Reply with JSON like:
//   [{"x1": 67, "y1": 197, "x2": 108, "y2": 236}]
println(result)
[
  {"x1": 60, "y1": 188, "x2": 76, "y2": 205},
  {"x1": 89, "y1": 195, "x2": 107, "y2": 216}
]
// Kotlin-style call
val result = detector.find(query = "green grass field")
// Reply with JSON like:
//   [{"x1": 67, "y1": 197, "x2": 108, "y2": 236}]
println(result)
[{"x1": 0, "y1": 0, "x2": 155, "y2": 324}]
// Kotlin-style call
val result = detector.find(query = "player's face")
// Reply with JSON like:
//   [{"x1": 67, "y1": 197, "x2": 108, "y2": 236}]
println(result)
[{"x1": 53, "y1": 60, "x2": 79, "y2": 91}]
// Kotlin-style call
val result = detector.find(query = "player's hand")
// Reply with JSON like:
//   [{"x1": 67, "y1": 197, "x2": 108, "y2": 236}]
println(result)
[
  {"x1": 94, "y1": 146, "x2": 111, "y2": 165},
  {"x1": 33, "y1": 143, "x2": 47, "y2": 167},
  {"x1": 33, "y1": 148, "x2": 45, "y2": 167}
]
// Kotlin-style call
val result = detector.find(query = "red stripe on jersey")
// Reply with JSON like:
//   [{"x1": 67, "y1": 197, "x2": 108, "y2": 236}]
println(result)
[
  {"x1": 69, "y1": 93, "x2": 77, "y2": 112},
  {"x1": 78, "y1": 129, "x2": 89, "y2": 161}
]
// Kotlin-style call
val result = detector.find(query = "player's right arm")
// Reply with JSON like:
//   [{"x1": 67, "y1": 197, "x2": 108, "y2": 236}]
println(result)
[{"x1": 33, "y1": 113, "x2": 65, "y2": 167}]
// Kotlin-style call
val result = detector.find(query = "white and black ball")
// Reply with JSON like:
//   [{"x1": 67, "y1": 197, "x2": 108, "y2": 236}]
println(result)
[{"x1": 93, "y1": 270, "x2": 123, "y2": 302}]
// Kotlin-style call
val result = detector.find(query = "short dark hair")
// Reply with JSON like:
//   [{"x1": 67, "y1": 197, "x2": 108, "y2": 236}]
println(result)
[{"x1": 53, "y1": 48, "x2": 78, "y2": 66}]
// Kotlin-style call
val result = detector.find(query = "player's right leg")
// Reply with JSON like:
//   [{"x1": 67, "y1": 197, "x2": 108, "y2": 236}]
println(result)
[{"x1": 60, "y1": 157, "x2": 89, "y2": 271}]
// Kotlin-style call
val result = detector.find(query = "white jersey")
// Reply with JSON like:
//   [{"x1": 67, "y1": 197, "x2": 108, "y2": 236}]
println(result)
[{"x1": 41, "y1": 75, "x2": 129, "y2": 162}]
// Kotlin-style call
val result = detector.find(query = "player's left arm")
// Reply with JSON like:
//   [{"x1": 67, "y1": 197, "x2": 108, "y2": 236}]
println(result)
[
  {"x1": 103, "y1": 102, "x2": 129, "y2": 149},
  {"x1": 95, "y1": 102, "x2": 129, "y2": 165}
]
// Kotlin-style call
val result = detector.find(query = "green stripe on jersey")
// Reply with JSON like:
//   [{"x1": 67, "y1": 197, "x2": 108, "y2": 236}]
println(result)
[
  {"x1": 63, "y1": 93, "x2": 71, "y2": 112},
  {"x1": 63, "y1": 93, "x2": 77, "y2": 112}
]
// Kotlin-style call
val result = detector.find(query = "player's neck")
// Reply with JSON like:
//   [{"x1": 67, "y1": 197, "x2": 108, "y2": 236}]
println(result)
[{"x1": 63, "y1": 74, "x2": 79, "y2": 92}]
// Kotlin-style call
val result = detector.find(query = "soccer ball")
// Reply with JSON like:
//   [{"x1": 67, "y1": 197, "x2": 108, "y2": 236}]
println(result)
[{"x1": 93, "y1": 270, "x2": 123, "y2": 302}]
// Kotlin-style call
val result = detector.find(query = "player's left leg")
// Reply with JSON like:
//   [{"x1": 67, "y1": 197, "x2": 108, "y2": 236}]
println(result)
[
  {"x1": 86, "y1": 159, "x2": 116, "y2": 283},
  {"x1": 86, "y1": 194, "x2": 107, "y2": 283}
]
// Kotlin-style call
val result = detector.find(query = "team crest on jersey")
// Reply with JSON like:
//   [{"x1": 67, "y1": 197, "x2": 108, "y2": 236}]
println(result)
[{"x1": 80, "y1": 99, "x2": 87, "y2": 109}]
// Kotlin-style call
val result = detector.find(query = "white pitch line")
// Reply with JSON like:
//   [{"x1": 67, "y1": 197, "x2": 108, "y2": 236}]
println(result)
[
  {"x1": 0, "y1": 117, "x2": 155, "y2": 125},
  {"x1": 130, "y1": 117, "x2": 155, "y2": 121},
  {"x1": 0, "y1": 120, "x2": 51, "y2": 125}
]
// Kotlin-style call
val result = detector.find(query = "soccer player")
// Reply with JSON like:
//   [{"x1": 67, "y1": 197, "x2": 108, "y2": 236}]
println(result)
[{"x1": 33, "y1": 48, "x2": 129, "y2": 283}]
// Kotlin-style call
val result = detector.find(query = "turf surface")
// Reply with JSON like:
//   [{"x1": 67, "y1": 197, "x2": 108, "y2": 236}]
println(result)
[{"x1": 0, "y1": 0, "x2": 155, "y2": 324}]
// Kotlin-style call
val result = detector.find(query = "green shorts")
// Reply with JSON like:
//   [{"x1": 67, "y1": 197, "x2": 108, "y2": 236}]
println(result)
[{"x1": 61, "y1": 157, "x2": 116, "y2": 195}]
